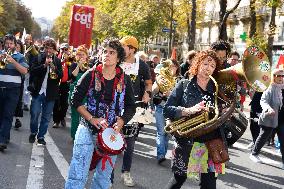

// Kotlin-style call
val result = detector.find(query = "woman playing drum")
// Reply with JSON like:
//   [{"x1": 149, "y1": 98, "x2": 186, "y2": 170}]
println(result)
[
  {"x1": 65, "y1": 39, "x2": 136, "y2": 189},
  {"x1": 164, "y1": 50, "x2": 226, "y2": 189}
]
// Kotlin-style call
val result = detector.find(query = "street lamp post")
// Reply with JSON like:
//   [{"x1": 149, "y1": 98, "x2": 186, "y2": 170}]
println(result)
[{"x1": 171, "y1": 20, "x2": 178, "y2": 49}]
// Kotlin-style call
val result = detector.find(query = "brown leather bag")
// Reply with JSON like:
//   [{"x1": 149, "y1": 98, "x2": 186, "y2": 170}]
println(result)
[{"x1": 205, "y1": 138, "x2": 230, "y2": 163}]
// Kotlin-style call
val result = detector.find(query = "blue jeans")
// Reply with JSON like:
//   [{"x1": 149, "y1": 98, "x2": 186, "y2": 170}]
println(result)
[
  {"x1": 155, "y1": 105, "x2": 169, "y2": 159},
  {"x1": 30, "y1": 93, "x2": 55, "y2": 139},
  {"x1": 65, "y1": 124, "x2": 117, "y2": 189},
  {"x1": 0, "y1": 87, "x2": 20, "y2": 143}
]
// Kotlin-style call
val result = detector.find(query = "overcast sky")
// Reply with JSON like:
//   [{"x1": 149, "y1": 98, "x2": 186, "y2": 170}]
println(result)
[{"x1": 21, "y1": 0, "x2": 70, "y2": 20}]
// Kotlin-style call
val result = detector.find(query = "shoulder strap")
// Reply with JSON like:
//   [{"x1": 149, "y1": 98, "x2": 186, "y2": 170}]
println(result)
[
  {"x1": 182, "y1": 79, "x2": 190, "y2": 91},
  {"x1": 87, "y1": 68, "x2": 95, "y2": 95}
]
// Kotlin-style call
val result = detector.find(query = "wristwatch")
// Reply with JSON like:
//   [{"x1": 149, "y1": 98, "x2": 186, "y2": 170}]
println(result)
[{"x1": 145, "y1": 91, "x2": 152, "y2": 97}]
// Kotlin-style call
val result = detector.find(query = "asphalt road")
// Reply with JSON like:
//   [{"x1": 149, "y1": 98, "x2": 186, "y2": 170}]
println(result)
[{"x1": 0, "y1": 105, "x2": 283, "y2": 189}]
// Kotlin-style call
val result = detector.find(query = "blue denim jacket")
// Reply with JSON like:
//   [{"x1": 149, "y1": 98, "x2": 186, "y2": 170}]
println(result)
[{"x1": 163, "y1": 76, "x2": 220, "y2": 142}]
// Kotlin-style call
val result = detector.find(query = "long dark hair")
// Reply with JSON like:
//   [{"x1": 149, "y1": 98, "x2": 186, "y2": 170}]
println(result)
[{"x1": 16, "y1": 40, "x2": 24, "y2": 54}]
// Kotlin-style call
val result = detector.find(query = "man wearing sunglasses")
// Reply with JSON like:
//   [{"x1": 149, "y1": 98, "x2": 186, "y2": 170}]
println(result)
[{"x1": 250, "y1": 68, "x2": 284, "y2": 164}]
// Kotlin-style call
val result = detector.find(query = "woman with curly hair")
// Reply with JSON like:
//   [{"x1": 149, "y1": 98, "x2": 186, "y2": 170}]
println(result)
[{"x1": 164, "y1": 50, "x2": 228, "y2": 189}]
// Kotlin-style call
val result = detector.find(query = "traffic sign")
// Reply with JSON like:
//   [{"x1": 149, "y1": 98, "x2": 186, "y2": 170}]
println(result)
[{"x1": 162, "y1": 27, "x2": 170, "y2": 33}]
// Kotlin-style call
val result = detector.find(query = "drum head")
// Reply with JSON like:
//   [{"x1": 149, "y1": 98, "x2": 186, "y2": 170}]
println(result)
[{"x1": 101, "y1": 128, "x2": 124, "y2": 151}]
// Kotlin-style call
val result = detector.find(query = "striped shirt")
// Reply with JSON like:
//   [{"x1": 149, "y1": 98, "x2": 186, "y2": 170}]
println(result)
[{"x1": 0, "y1": 50, "x2": 28, "y2": 88}]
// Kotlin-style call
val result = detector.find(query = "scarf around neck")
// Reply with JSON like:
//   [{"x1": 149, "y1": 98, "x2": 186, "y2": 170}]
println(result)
[{"x1": 271, "y1": 83, "x2": 284, "y2": 108}]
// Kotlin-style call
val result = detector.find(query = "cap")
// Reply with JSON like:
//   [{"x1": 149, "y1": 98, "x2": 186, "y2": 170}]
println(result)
[
  {"x1": 60, "y1": 43, "x2": 69, "y2": 49},
  {"x1": 272, "y1": 68, "x2": 284, "y2": 76},
  {"x1": 120, "y1": 36, "x2": 138, "y2": 49}
]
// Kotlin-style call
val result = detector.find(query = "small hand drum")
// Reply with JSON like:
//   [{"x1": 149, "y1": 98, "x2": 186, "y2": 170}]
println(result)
[{"x1": 97, "y1": 128, "x2": 126, "y2": 155}]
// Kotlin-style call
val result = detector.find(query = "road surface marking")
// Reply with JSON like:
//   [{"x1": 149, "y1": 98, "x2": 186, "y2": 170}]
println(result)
[
  {"x1": 45, "y1": 131, "x2": 70, "y2": 181},
  {"x1": 26, "y1": 143, "x2": 44, "y2": 189},
  {"x1": 233, "y1": 142, "x2": 281, "y2": 157}
]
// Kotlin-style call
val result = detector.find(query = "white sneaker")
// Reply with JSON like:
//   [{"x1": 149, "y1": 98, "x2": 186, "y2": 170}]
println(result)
[
  {"x1": 249, "y1": 154, "x2": 262, "y2": 163},
  {"x1": 121, "y1": 172, "x2": 135, "y2": 187},
  {"x1": 247, "y1": 142, "x2": 254, "y2": 149}
]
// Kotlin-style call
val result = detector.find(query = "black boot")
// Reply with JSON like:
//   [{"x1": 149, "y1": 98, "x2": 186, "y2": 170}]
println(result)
[
  {"x1": 61, "y1": 119, "x2": 66, "y2": 127},
  {"x1": 15, "y1": 118, "x2": 22, "y2": 129},
  {"x1": 166, "y1": 174, "x2": 187, "y2": 189}
]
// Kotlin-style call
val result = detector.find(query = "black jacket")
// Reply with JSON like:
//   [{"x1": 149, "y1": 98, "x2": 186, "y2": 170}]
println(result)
[
  {"x1": 163, "y1": 76, "x2": 220, "y2": 142},
  {"x1": 29, "y1": 53, "x2": 63, "y2": 101},
  {"x1": 249, "y1": 92, "x2": 263, "y2": 118}
]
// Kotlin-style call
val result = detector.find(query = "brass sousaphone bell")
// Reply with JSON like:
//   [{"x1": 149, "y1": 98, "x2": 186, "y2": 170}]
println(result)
[
  {"x1": 156, "y1": 59, "x2": 176, "y2": 94},
  {"x1": 25, "y1": 45, "x2": 39, "y2": 56},
  {"x1": 164, "y1": 45, "x2": 271, "y2": 138},
  {"x1": 217, "y1": 45, "x2": 271, "y2": 93}
]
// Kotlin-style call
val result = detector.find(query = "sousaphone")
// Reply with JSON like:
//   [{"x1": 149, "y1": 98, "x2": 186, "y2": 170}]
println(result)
[
  {"x1": 217, "y1": 45, "x2": 271, "y2": 93},
  {"x1": 25, "y1": 45, "x2": 39, "y2": 56},
  {"x1": 164, "y1": 45, "x2": 271, "y2": 138}
]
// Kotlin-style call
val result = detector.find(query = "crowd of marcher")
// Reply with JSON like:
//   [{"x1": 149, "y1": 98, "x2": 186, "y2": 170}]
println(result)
[{"x1": 0, "y1": 33, "x2": 283, "y2": 189}]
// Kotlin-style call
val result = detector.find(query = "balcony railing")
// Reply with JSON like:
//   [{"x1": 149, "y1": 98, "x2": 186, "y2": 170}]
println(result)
[{"x1": 205, "y1": 5, "x2": 272, "y2": 22}]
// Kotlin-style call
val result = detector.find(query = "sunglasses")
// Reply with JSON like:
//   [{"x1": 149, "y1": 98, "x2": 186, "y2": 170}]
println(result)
[{"x1": 274, "y1": 75, "x2": 284, "y2": 78}]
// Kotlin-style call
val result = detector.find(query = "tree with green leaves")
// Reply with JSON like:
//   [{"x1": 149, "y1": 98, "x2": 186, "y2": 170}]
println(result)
[
  {"x1": 0, "y1": 0, "x2": 40, "y2": 38},
  {"x1": 0, "y1": 0, "x2": 17, "y2": 36}
]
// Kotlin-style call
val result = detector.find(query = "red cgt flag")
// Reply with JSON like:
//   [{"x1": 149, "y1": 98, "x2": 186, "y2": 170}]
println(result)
[{"x1": 69, "y1": 4, "x2": 95, "y2": 49}]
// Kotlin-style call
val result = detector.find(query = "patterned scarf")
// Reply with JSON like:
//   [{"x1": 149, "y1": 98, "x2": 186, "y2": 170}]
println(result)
[{"x1": 86, "y1": 63, "x2": 126, "y2": 126}]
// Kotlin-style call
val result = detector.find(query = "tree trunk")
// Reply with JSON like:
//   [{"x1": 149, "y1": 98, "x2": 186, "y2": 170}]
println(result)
[
  {"x1": 219, "y1": 0, "x2": 227, "y2": 40},
  {"x1": 249, "y1": 0, "x2": 256, "y2": 38},
  {"x1": 188, "y1": 0, "x2": 196, "y2": 50},
  {"x1": 218, "y1": 0, "x2": 241, "y2": 41},
  {"x1": 267, "y1": 5, "x2": 277, "y2": 65},
  {"x1": 186, "y1": 12, "x2": 191, "y2": 48}
]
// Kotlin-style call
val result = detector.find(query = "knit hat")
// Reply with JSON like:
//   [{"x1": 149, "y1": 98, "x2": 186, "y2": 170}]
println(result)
[{"x1": 120, "y1": 36, "x2": 138, "y2": 49}]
